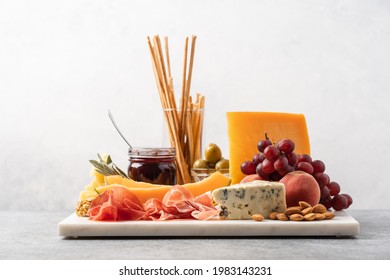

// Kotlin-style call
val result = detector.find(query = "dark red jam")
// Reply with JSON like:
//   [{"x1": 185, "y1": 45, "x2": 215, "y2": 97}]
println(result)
[{"x1": 128, "y1": 147, "x2": 176, "y2": 185}]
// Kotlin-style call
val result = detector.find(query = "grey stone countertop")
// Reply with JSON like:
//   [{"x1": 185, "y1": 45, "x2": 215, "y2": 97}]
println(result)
[{"x1": 0, "y1": 210, "x2": 389, "y2": 260}]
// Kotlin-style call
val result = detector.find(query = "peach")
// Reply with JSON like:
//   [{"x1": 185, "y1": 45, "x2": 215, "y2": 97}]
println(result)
[
  {"x1": 279, "y1": 171, "x2": 320, "y2": 207},
  {"x1": 240, "y1": 174, "x2": 265, "y2": 183}
]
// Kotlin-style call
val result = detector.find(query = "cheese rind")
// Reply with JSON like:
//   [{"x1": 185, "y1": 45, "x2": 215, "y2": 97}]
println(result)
[
  {"x1": 227, "y1": 112, "x2": 311, "y2": 184},
  {"x1": 212, "y1": 180, "x2": 287, "y2": 220}
]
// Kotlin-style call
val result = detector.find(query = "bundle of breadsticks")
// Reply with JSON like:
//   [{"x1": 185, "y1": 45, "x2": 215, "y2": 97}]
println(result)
[{"x1": 147, "y1": 35, "x2": 204, "y2": 184}]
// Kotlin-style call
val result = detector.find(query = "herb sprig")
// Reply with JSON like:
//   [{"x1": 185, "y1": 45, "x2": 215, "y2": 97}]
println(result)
[{"x1": 89, "y1": 154, "x2": 129, "y2": 178}]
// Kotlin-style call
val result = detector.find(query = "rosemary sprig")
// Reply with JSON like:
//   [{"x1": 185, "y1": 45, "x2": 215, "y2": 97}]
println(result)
[{"x1": 89, "y1": 153, "x2": 129, "y2": 178}]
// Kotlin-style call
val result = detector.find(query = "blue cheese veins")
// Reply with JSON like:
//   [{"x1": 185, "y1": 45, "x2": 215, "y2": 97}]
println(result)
[{"x1": 212, "y1": 180, "x2": 287, "y2": 220}]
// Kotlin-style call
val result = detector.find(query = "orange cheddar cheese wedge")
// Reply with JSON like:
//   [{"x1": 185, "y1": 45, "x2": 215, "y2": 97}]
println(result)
[{"x1": 227, "y1": 112, "x2": 311, "y2": 184}]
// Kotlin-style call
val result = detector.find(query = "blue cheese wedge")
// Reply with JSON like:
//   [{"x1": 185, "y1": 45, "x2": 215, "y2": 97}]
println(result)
[{"x1": 212, "y1": 180, "x2": 286, "y2": 220}]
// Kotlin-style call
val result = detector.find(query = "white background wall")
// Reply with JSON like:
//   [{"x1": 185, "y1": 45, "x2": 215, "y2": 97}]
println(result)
[{"x1": 1, "y1": 0, "x2": 389, "y2": 212}]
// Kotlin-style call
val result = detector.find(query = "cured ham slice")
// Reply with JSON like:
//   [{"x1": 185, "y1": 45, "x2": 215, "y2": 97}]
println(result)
[
  {"x1": 88, "y1": 186, "x2": 146, "y2": 221},
  {"x1": 88, "y1": 185, "x2": 219, "y2": 221},
  {"x1": 144, "y1": 186, "x2": 219, "y2": 221}
]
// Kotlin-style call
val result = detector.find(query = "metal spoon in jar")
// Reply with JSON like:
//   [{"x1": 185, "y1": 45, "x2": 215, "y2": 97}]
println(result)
[{"x1": 108, "y1": 110, "x2": 133, "y2": 150}]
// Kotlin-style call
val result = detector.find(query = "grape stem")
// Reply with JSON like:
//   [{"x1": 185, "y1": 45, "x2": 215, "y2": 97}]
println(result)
[{"x1": 264, "y1": 132, "x2": 275, "y2": 144}]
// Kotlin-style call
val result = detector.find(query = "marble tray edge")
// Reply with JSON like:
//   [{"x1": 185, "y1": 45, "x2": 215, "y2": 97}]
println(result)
[{"x1": 58, "y1": 211, "x2": 360, "y2": 237}]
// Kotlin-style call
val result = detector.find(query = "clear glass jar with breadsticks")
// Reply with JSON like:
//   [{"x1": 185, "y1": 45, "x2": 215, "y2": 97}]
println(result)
[{"x1": 147, "y1": 35, "x2": 204, "y2": 184}]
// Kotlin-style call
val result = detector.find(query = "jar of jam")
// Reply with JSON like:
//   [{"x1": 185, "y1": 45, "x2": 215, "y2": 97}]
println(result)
[{"x1": 128, "y1": 147, "x2": 177, "y2": 185}]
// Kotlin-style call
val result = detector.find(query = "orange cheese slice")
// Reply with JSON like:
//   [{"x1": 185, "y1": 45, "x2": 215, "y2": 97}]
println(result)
[{"x1": 227, "y1": 112, "x2": 311, "y2": 184}]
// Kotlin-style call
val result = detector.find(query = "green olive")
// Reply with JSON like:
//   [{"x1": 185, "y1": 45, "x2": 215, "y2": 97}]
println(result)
[
  {"x1": 204, "y1": 143, "x2": 222, "y2": 164},
  {"x1": 193, "y1": 159, "x2": 209, "y2": 169},
  {"x1": 216, "y1": 159, "x2": 229, "y2": 170}
]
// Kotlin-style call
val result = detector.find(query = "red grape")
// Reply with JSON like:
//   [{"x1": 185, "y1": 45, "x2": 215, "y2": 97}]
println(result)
[
  {"x1": 256, "y1": 164, "x2": 269, "y2": 179},
  {"x1": 257, "y1": 139, "x2": 272, "y2": 153},
  {"x1": 269, "y1": 171, "x2": 283, "y2": 181},
  {"x1": 332, "y1": 195, "x2": 348, "y2": 211},
  {"x1": 263, "y1": 145, "x2": 280, "y2": 161},
  {"x1": 253, "y1": 153, "x2": 265, "y2": 165},
  {"x1": 341, "y1": 193, "x2": 353, "y2": 208},
  {"x1": 276, "y1": 139, "x2": 295, "y2": 155},
  {"x1": 296, "y1": 162, "x2": 314, "y2": 174},
  {"x1": 286, "y1": 152, "x2": 298, "y2": 166},
  {"x1": 313, "y1": 172, "x2": 330, "y2": 188},
  {"x1": 261, "y1": 159, "x2": 275, "y2": 174},
  {"x1": 322, "y1": 197, "x2": 333, "y2": 209},
  {"x1": 278, "y1": 165, "x2": 293, "y2": 176},
  {"x1": 320, "y1": 186, "x2": 331, "y2": 200},
  {"x1": 274, "y1": 156, "x2": 288, "y2": 171},
  {"x1": 328, "y1": 181, "x2": 340, "y2": 196},
  {"x1": 241, "y1": 161, "x2": 256, "y2": 175},
  {"x1": 311, "y1": 160, "x2": 325, "y2": 173},
  {"x1": 297, "y1": 154, "x2": 312, "y2": 164}
]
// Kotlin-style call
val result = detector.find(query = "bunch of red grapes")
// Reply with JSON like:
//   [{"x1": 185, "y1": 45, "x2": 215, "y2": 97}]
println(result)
[{"x1": 240, "y1": 136, "x2": 353, "y2": 211}]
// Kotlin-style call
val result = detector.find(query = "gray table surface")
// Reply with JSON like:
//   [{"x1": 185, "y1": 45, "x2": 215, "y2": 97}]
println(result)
[{"x1": 0, "y1": 210, "x2": 389, "y2": 260}]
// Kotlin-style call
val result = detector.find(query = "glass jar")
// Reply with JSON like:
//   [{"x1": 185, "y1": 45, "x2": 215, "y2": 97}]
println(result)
[{"x1": 128, "y1": 147, "x2": 177, "y2": 185}]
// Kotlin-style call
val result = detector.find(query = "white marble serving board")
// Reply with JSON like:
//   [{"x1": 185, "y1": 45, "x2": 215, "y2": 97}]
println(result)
[{"x1": 58, "y1": 211, "x2": 359, "y2": 237}]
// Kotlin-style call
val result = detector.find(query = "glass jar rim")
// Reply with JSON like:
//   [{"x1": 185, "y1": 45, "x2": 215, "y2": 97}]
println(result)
[{"x1": 129, "y1": 147, "x2": 176, "y2": 158}]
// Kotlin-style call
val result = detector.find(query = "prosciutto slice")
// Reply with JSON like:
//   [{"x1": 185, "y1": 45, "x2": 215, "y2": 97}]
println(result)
[
  {"x1": 88, "y1": 185, "x2": 219, "y2": 221},
  {"x1": 144, "y1": 185, "x2": 219, "y2": 221},
  {"x1": 87, "y1": 187, "x2": 146, "y2": 221}
]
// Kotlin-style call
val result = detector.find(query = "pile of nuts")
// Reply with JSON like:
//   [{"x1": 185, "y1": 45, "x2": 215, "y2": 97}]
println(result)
[
  {"x1": 251, "y1": 201, "x2": 336, "y2": 222},
  {"x1": 75, "y1": 198, "x2": 93, "y2": 217}
]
